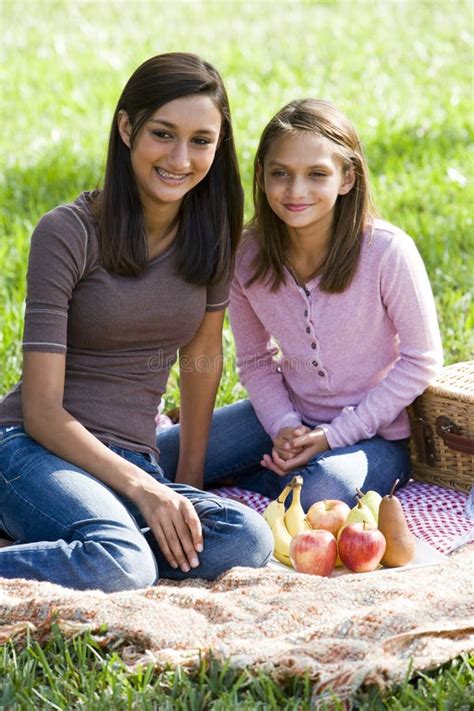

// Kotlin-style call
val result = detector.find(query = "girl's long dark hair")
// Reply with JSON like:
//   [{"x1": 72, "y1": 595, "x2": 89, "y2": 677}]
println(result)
[
  {"x1": 94, "y1": 53, "x2": 243, "y2": 284},
  {"x1": 247, "y1": 99, "x2": 376, "y2": 293}
]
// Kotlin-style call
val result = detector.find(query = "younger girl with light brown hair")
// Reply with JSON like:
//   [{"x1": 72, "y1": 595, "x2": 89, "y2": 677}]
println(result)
[{"x1": 158, "y1": 99, "x2": 443, "y2": 510}]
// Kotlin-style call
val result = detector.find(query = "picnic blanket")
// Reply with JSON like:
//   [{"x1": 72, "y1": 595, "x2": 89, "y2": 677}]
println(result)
[{"x1": 0, "y1": 544, "x2": 472, "y2": 705}]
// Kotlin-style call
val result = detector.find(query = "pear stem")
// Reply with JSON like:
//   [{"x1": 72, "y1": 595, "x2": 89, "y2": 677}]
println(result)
[{"x1": 389, "y1": 478, "x2": 400, "y2": 497}]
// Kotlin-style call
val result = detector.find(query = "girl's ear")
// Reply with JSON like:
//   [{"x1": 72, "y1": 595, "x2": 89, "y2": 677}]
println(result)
[
  {"x1": 338, "y1": 165, "x2": 356, "y2": 195},
  {"x1": 117, "y1": 110, "x2": 132, "y2": 148},
  {"x1": 256, "y1": 161, "x2": 266, "y2": 192}
]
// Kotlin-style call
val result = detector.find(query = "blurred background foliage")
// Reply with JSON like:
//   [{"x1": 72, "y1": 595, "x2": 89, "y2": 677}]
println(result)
[{"x1": 1, "y1": 0, "x2": 473, "y2": 400}]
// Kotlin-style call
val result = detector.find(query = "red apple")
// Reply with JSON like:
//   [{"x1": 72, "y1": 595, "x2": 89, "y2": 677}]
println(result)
[
  {"x1": 306, "y1": 499, "x2": 351, "y2": 536},
  {"x1": 289, "y1": 530, "x2": 337, "y2": 576},
  {"x1": 338, "y1": 523, "x2": 386, "y2": 573}
]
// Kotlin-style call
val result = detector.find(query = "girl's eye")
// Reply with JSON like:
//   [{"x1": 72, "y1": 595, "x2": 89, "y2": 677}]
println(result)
[
  {"x1": 271, "y1": 170, "x2": 287, "y2": 177},
  {"x1": 310, "y1": 171, "x2": 327, "y2": 178},
  {"x1": 192, "y1": 137, "x2": 212, "y2": 146},
  {"x1": 152, "y1": 130, "x2": 173, "y2": 139}
]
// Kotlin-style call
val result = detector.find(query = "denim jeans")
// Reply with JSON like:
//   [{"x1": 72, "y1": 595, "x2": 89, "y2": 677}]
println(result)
[
  {"x1": 157, "y1": 400, "x2": 411, "y2": 511},
  {"x1": 0, "y1": 424, "x2": 273, "y2": 592}
]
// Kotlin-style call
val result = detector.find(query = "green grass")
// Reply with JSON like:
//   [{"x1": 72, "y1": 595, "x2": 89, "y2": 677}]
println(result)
[
  {"x1": 1, "y1": 628, "x2": 473, "y2": 710},
  {"x1": 1, "y1": 0, "x2": 473, "y2": 706}
]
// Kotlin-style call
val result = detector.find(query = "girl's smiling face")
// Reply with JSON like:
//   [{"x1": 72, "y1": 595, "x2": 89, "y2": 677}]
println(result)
[
  {"x1": 260, "y1": 132, "x2": 355, "y2": 237},
  {"x1": 118, "y1": 94, "x2": 222, "y2": 214}
]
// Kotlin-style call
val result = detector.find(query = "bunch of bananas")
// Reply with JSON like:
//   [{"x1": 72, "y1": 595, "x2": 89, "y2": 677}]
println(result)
[{"x1": 263, "y1": 475, "x2": 311, "y2": 566}]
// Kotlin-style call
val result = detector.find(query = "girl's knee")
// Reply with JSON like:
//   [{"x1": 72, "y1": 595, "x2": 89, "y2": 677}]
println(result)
[
  {"x1": 195, "y1": 498, "x2": 273, "y2": 575},
  {"x1": 218, "y1": 502, "x2": 273, "y2": 569},
  {"x1": 89, "y1": 534, "x2": 158, "y2": 592},
  {"x1": 241, "y1": 508, "x2": 274, "y2": 567}
]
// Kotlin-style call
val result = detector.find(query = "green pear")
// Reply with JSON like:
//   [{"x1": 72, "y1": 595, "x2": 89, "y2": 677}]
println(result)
[
  {"x1": 337, "y1": 500, "x2": 377, "y2": 541},
  {"x1": 356, "y1": 488, "x2": 382, "y2": 524}
]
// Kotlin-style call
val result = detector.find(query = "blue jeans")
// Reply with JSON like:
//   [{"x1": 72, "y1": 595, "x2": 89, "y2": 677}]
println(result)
[
  {"x1": 157, "y1": 400, "x2": 411, "y2": 511},
  {"x1": 0, "y1": 425, "x2": 273, "y2": 592}
]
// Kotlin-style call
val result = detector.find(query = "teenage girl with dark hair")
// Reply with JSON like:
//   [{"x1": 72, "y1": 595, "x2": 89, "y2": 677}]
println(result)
[
  {"x1": 158, "y1": 99, "x2": 443, "y2": 510},
  {"x1": 0, "y1": 53, "x2": 273, "y2": 591}
]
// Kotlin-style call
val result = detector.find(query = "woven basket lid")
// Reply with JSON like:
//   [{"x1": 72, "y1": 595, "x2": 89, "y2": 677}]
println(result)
[{"x1": 425, "y1": 360, "x2": 474, "y2": 402}]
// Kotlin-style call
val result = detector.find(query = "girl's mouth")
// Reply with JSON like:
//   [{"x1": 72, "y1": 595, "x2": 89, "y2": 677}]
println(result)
[
  {"x1": 284, "y1": 203, "x2": 311, "y2": 212},
  {"x1": 155, "y1": 167, "x2": 190, "y2": 184}
]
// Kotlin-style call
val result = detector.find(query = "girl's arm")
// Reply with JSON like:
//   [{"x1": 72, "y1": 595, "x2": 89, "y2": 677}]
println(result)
[
  {"x1": 291, "y1": 232, "x2": 443, "y2": 452},
  {"x1": 18, "y1": 210, "x2": 202, "y2": 573},
  {"x1": 22, "y1": 352, "x2": 203, "y2": 573},
  {"x1": 174, "y1": 310, "x2": 225, "y2": 489},
  {"x1": 229, "y1": 273, "x2": 303, "y2": 439}
]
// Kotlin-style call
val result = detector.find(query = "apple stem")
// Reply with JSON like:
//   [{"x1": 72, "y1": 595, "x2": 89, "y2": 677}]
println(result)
[
  {"x1": 356, "y1": 488, "x2": 364, "y2": 499},
  {"x1": 389, "y1": 478, "x2": 400, "y2": 497}
]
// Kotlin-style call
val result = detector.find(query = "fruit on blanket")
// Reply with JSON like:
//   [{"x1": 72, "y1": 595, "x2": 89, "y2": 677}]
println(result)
[
  {"x1": 290, "y1": 530, "x2": 337, "y2": 576},
  {"x1": 338, "y1": 522, "x2": 386, "y2": 573},
  {"x1": 263, "y1": 483, "x2": 294, "y2": 567},
  {"x1": 356, "y1": 488, "x2": 382, "y2": 524},
  {"x1": 378, "y1": 479, "x2": 416, "y2": 567},
  {"x1": 306, "y1": 499, "x2": 351, "y2": 536},
  {"x1": 284, "y1": 475, "x2": 312, "y2": 536},
  {"x1": 337, "y1": 500, "x2": 377, "y2": 541}
]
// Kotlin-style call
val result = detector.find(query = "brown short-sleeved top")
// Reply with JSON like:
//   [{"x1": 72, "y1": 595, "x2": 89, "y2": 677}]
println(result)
[{"x1": 0, "y1": 192, "x2": 230, "y2": 455}]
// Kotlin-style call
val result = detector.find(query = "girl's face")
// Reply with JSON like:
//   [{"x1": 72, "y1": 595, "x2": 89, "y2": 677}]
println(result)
[
  {"x1": 259, "y1": 132, "x2": 355, "y2": 236},
  {"x1": 118, "y1": 94, "x2": 222, "y2": 214}
]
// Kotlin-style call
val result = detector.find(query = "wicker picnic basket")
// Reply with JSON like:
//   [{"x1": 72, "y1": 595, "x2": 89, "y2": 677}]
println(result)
[{"x1": 408, "y1": 360, "x2": 474, "y2": 493}]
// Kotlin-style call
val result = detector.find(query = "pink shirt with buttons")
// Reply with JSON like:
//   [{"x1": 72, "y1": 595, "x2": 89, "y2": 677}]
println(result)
[{"x1": 229, "y1": 220, "x2": 443, "y2": 449}]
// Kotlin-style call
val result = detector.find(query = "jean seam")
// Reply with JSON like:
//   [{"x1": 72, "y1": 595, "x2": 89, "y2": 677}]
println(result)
[
  {"x1": 0, "y1": 433, "x2": 28, "y2": 447},
  {"x1": 0, "y1": 471, "x2": 22, "y2": 485},
  {"x1": 191, "y1": 496, "x2": 229, "y2": 531}
]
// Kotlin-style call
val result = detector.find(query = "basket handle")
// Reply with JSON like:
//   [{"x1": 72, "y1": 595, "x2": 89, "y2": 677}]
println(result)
[
  {"x1": 435, "y1": 416, "x2": 474, "y2": 455},
  {"x1": 411, "y1": 416, "x2": 436, "y2": 465}
]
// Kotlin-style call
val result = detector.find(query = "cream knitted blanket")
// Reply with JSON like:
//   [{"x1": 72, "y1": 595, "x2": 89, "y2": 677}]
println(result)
[{"x1": 1, "y1": 545, "x2": 472, "y2": 703}]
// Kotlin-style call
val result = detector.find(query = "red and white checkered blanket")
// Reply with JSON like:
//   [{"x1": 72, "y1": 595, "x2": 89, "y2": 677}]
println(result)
[{"x1": 209, "y1": 480, "x2": 473, "y2": 555}]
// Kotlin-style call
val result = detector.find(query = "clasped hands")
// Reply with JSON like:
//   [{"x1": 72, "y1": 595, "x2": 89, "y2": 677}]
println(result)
[{"x1": 261, "y1": 425, "x2": 329, "y2": 476}]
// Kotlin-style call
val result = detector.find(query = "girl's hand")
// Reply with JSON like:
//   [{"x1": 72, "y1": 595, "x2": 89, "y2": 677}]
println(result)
[
  {"x1": 261, "y1": 428, "x2": 329, "y2": 476},
  {"x1": 135, "y1": 480, "x2": 203, "y2": 573},
  {"x1": 273, "y1": 425, "x2": 311, "y2": 460}
]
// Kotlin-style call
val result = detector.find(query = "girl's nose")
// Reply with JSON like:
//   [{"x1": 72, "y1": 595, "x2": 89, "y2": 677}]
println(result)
[
  {"x1": 167, "y1": 141, "x2": 191, "y2": 172},
  {"x1": 286, "y1": 175, "x2": 307, "y2": 198}
]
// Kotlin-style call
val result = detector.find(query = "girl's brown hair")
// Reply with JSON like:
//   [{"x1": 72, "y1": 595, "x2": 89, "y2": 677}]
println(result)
[
  {"x1": 94, "y1": 52, "x2": 243, "y2": 284},
  {"x1": 247, "y1": 99, "x2": 375, "y2": 292}
]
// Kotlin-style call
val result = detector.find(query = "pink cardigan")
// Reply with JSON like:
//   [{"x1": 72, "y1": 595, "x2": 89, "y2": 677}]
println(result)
[{"x1": 229, "y1": 220, "x2": 443, "y2": 448}]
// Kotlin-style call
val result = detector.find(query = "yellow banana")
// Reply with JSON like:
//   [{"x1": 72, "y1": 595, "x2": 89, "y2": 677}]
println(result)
[
  {"x1": 284, "y1": 475, "x2": 312, "y2": 536},
  {"x1": 263, "y1": 483, "x2": 294, "y2": 567},
  {"x1": 271, "y1": 515, "x2": 294, "y2": 566}
]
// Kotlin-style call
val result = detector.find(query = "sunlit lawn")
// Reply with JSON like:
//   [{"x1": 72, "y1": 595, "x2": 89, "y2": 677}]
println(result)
[{"x1": 1, "y1": 0, "x2": 473, "y2": 707}]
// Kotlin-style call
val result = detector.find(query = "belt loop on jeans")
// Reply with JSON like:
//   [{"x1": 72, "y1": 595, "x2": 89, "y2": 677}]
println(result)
[{"x1": 148, "y1": 452, "x2": 159, "y2": 467}]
